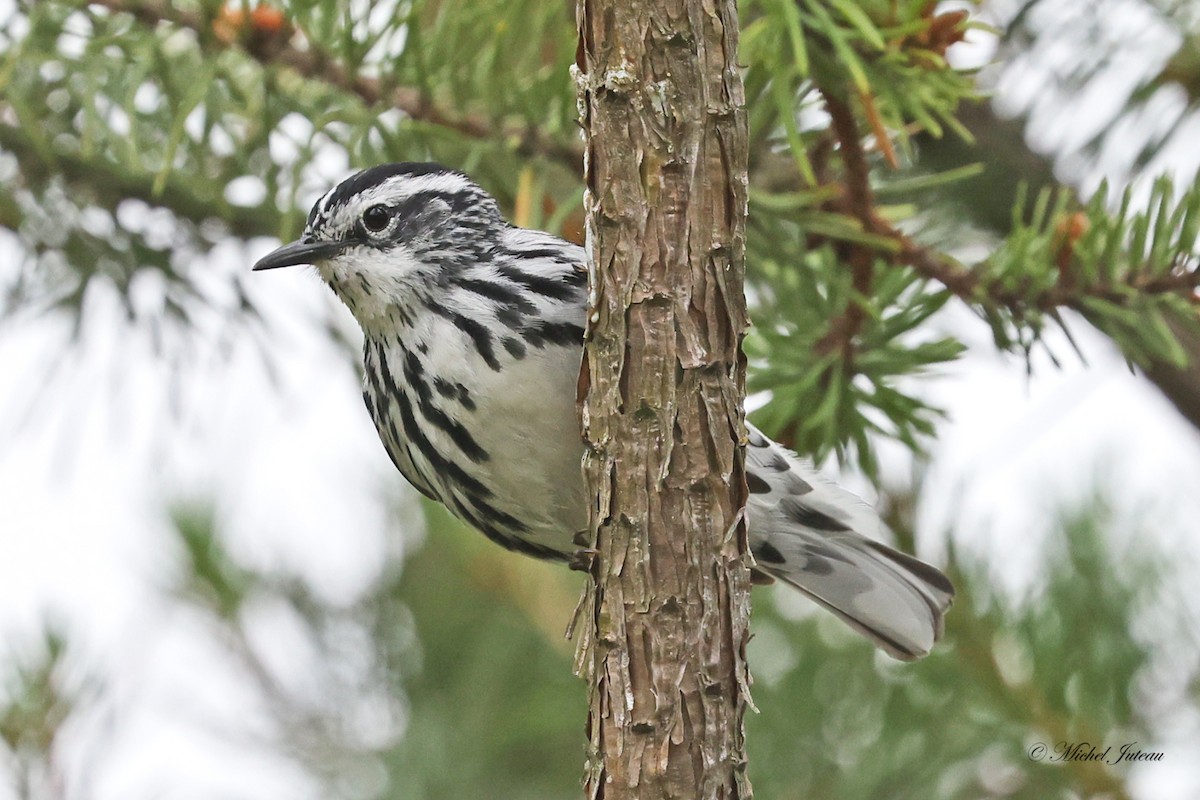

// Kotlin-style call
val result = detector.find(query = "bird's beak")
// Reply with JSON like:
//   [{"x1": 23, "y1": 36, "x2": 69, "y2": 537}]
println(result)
[{"x1": 252, "y1": 239, "x2": 348, "y2": 271}]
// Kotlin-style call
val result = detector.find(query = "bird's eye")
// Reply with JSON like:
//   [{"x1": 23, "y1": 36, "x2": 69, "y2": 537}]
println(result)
[{"x1": 362, "y1": 204, "x2": 391, "y2": 233}]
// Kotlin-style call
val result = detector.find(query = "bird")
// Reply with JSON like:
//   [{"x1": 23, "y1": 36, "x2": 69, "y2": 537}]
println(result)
[{"x1": 252, "y1": 162, "x2": 954, "y2": 660}]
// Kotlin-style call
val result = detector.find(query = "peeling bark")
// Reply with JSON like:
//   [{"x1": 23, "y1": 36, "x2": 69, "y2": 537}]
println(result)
[{"x1": 574, "y1": 1, "x2": 752, "y2": 798}]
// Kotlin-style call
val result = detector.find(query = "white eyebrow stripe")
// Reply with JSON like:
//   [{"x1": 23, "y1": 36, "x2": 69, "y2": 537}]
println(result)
[
  {"x1": 381, "y1": 172, "x2": 473, "y2": 197},
  {"x1": 306, "y1": 166, "x2": 487, "y2": 238},
  {"x1": 328, "y1": 173, "x2": 478, "y2": 226}
]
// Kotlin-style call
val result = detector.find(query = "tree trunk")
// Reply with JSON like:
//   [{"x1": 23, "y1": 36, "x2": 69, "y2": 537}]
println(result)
[{"x1": 574, "y1": 1, "x2": 752, "y2": 798}]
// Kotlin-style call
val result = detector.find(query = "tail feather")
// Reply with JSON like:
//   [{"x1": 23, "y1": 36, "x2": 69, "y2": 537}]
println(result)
[
  {"x1": 745, "y1": 423, "x2": 954, "y2": 661},
  {"x1": 755, "y1": 530, "x2": 952, "y2": 660}
]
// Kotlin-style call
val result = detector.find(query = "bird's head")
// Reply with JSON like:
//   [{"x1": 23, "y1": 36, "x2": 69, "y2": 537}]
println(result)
[{"x1": 252, "y1": 162, "x2": 504, "y2": 322}]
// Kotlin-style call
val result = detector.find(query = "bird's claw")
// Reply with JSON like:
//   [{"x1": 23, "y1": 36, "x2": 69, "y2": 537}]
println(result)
[{"x1": 569, "y1": 547, "x2": 598, "y2": 573}]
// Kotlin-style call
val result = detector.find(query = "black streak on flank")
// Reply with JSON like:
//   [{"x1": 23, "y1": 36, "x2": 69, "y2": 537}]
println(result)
[
  {"x1": 497, "y1": 263, "x2": 583, "y2": 302},
  {"x1": 503, "y1": 247, "x2": 574, "y2": 261},
  {"x1": 366, "y1": 385, "x2": 432, "y2": 499},
  {"x1": 780, "y1": 497, "x2": 852, "y2": 532},
  {"x1": 402, "y1": 350, "x2": 432, "y2": 407},
  {"x1": 432, "y1": 377, "x2": 475, "y2": 411},
  {"x1": 522, "y1": 321, "x2": 585, "y2": 348},
  {"x1": 455, "y1": 277, "x2": 537, "y2": 318},
  {"x1": 426, "y1": 300, "x2": 500, "y2": 370},
  {"x1": 504, "y1": 338, "x2": 527, "y2": 360},
  {"x1": 453, "y1": 502, "x2": 521, "y2": 553},
  {"x1": 365, "y1": 344, "x2": 436, "y2": 501},
  {"x1": 453, "y1": 496, "x2": 560, "y2": 561},
  {"x1": 363, "y1": 344, "x2": 390, "y2": 419},
  {"x1": 400, "y1": 350, "x2": 490, "y2": 463},
  {"x1": 459, "y1": 494, "x2": 533, "y2": 542},
  {"x1": 373, "y1": 342, "x2": 491, "y2": 500}
]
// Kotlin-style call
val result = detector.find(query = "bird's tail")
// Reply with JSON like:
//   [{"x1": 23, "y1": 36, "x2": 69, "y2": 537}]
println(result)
[
  {"x1": 745, "y1": 423, "x2": 954, "y2": 660},
  {"x1": 755, "y1": 528, "x2": 954, "y2": 660}
]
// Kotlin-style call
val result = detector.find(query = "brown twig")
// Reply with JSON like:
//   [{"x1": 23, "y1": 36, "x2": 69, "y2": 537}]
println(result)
[
  {"x1": 884, "y1": 219, "x2": 1200, "y2": 312},
  {"x1": 815, "y1": 91, "x2": 877, "y2": 361}
]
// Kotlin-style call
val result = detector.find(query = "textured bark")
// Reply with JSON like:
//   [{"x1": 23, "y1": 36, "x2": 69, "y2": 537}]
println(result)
[{"x1": 574, "y1": 1, "x2": 752, "y2": 798}]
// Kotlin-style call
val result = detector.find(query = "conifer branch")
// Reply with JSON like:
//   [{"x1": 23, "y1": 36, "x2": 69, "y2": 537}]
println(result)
[
  {"x1": 85, "y1": 0, "x2": 583, "y2": 171},
  {"x1": 809, "y1": 83, "x2": 1198, "y2": 346},
  {"x1": 0, "y1": 120, "x2": 279, "y2": 239},
  {"x1": 887, "y1": 223, "x2": 1200, "y2": 313}
]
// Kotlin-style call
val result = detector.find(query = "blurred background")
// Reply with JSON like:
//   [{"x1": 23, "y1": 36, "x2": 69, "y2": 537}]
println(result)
[{"x1": 2, "y1": 1, "x2": 1200, "y2": 798}]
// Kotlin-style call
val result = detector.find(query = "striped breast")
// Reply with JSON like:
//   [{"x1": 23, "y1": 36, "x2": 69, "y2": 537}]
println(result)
[
  {"x1": 362, "y1": 334, "x2": 571, "y2": 561},
  {"x1": 358, "y1": 238, "x2": 594, "y2": 562}
]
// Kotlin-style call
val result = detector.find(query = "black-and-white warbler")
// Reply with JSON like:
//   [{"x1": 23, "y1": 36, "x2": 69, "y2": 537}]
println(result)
[{"x1": 253, "y1": 163, "x2": 954, "y2": 660}]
